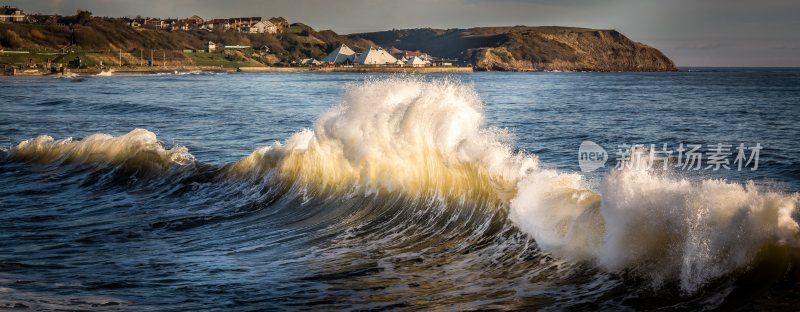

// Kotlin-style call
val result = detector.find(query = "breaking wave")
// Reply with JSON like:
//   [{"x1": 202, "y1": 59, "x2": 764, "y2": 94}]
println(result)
[
  {"x1": 3, "y1": 77, "x2": 798, "y2": 296},
  {"x1": 511, "y1": 152, "x2": 799, "y2": 293},
  {"x1": 8, "y1": 128, "x2": 193, "y2": 166}
]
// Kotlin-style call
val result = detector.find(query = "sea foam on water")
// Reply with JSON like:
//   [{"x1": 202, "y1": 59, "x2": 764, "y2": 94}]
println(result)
[{"x1": 6, "y1": 77, "x2": 799, "y2": 294}]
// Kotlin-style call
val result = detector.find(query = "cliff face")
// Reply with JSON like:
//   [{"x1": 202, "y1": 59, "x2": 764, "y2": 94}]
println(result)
[{"x1": 349, "y1": 26, "x2": 676, "y2": 72}]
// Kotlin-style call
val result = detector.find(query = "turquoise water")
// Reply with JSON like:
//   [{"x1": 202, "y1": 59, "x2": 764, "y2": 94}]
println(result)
[{"x1": 1, "y1": 70, "x2": 799, "y2": 310}]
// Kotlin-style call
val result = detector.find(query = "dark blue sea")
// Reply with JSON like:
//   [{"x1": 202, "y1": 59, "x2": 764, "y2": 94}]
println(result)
[{"x1": 1, "y1": 69, "x2": 799, "y2": 310}]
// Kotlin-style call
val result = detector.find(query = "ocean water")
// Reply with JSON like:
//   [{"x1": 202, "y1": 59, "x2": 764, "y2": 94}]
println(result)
[{"x1": 0, "y1": 69, "x2": 799, "y2": 310}]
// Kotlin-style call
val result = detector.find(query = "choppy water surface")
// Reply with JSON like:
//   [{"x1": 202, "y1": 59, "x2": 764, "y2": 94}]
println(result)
[{"x1": 1, "y1": 70, "x2": 799, "y2": 310}]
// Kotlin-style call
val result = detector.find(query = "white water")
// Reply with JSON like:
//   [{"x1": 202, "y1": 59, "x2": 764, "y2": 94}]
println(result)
[
  {"x1": 9, "y1": 128, "x2": 193, "y2": 166},
  {"x1": 8, "y1": 77, "x2": 799, "y2": 293},
  {"x1": 227, "y1": 77, "x2": 535, "y2": 198},
  {"x1": 96, "y1": 69, "x2": 115, "y2": 76},
  {"x1": 511, "y1": 152, "x2": 799, "y2": 293}
]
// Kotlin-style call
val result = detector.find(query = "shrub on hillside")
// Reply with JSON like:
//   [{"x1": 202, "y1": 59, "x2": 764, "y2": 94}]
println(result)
[
  {"x1": 30, "y1": 29, "x2": 47, "y2": 41},
  {"x1": 47, "y1": 24, "x2": 71, "y2": 34},
  {"x1": 73, "y1": 26, "x2": 107, "y2": 49},
  {"x1": 224, "y1": 50, "x2": 245, "y2": 62},
  {"x1": 0, "y1": 29, "x2": 23, "y2": 48}
]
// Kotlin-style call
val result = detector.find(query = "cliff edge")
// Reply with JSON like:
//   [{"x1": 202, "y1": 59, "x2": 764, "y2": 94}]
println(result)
[{"x1": 349, "y1": 26, "x2": 676, "y2": 72}]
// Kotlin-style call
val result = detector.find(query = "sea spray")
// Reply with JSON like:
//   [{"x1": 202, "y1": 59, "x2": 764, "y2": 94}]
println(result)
[
  {"x1": 5, "y1": 77, "x2": 799, "y2": 295},
  {"x1": 225, "y1": 77, "x2": 536, "y2": 201},
  {"x1": 510, "y1": 150, "x2": 800, "y2": 293}
]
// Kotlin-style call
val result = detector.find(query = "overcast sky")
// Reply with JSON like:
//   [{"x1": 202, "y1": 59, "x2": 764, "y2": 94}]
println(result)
[{"x1": 5, "y1": 0, "x2": 799, "y2": 67}]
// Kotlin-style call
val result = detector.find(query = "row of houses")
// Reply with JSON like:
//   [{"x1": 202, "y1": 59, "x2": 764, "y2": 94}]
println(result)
[
  {"x1": 131, "y1": 16, "x2": 281, "y2": 34},
  {"x1": 318, "y1": 44, "x2": 443, "y2": 67},
  {"x1": 0, "y1": 6, "x2": 25, "y2": 23}
]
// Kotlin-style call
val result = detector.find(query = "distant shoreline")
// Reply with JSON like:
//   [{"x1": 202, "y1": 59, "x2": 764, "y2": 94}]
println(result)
[
  {"x1": 5, "y1": 66, "x2": 798, "y2": 77},
  {"x1": 2, "y1": 65, "x2": 474, "y2": 76}
]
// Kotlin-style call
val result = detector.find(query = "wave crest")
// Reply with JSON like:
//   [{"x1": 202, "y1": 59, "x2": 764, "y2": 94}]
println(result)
[
  {"x1": 226, "y1": 77, "x2": 536, "y2": 202},
  {"x1": 7, "y1": 128, "x2": 194, "y2": 171}
]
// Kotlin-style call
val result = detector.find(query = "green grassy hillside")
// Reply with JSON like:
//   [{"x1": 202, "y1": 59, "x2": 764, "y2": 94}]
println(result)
[{"x1": 0, "y1": 13, "x2": 374, "y2": 67}]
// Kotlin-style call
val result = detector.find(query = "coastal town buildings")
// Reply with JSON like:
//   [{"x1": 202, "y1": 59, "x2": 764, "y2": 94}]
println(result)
[
  {"x1": 9, "y1": 9, "x2": 285, "y2": 35},
  {"x1": 143, "y1": 19, "x2": 166, "y2": 30},
  {"x1": 406, "y1": 56, "x2": 427, "y2": 67},
  {"x1": 171, "y1": 20, "x2": 192, "y2": 31},
  {"x1": 298, "y1": 58, "x2": 323, "y2": 66},
  {"x1": 229, "y1": 17, "x2": 262, "y2": 32},
  {"x1": 353, "y1": 47, "x2": 397, "y2": 65},
  {"x1": 268, "y1": 17, "x2": 289, "y2": 32},
  {"x1": 110, "y1": 14, "x2": 278, "y2": 34},
  {"x1": 404, "y1": 51, "x2": 431, "y2": 62},
  {"x1": 171, "y1": 16, "x2": 203, "y2": 31},
  {"x1": 0, "y1": 6, "x2": 26, "y2": 23},
  {"x1": 187, "y1": 15, "x2": 204, "y2": 25},
  {"x1": 322, "y1": 44, "x2": 357, "y2": 64},
  {"x1": 321, "y1": 44, "x2": 448, "y2": 67},
  {"x1": 245, "y1": 20, "x2": 278, "y2": 34},
  {"x1": 322, "y1": 43, "x2": 356, "y2": 65},
  {"x1": 205, "y1": 19, "x2": 231, "y2": 31},
  {"x1": 206, "y1": 41, "x2": 217, "y2": 53}
]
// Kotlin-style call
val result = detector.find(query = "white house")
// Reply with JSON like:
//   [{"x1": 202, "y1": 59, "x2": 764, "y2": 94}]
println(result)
[
  {"x1": 0, "y1": 6, "x2": 25, "y2": 23},
  {"x1": 205, "y1": 19, "x2": 231, "y2": 31},
  {"x1": 322, "y1": 44, "x2": 357, "y2": 64},
  {"x1": 250, "y1": 20, "x2": 278, "y2": 34},
  {"x1": 144, "y1": 19, "x2": 166, "y2": 29},
  {"x1": 353, "y1": 47, "x2": 397, "y2": 65}
]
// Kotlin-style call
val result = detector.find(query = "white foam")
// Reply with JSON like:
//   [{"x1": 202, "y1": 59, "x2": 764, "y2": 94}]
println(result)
[
  {"x1": 9, "y1": 128, "x2": 193, "y2": 167},
  {"x1": 511, "y1": 151, "x2": 799, "y2": 293},
  {"x1": 96, "y1": 69, "x2": 114, "y2": 76}
]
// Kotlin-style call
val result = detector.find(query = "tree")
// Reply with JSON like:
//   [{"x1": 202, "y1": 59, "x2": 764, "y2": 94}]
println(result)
[{"x1": 77, "y1": 10, "x2": 93, "y2": 24}]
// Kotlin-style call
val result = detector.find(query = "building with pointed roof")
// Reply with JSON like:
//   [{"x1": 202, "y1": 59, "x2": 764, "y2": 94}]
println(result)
[
  {"x1": 353, "y1": 47, "x2": 397, "y2": 65},
  {"x1": 323, "y1": 44, "x2": 357, "y2": 64},
  {"x1": 406, "y1": 56, "x2": 427, "y2": 67},
  {"x1": 248, "y1": 20, "x2": 277, "y2": 34}
]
